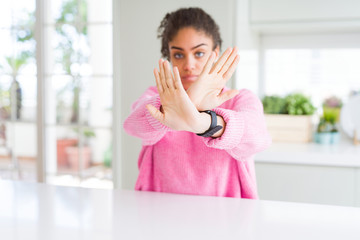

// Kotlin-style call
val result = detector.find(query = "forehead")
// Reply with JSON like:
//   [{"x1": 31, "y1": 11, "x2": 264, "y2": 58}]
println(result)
[{"x1": 169, "y1": 27, "x2": 214, "y2": 50}]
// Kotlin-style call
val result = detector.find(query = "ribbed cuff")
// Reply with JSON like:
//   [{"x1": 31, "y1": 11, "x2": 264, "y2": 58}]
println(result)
[
  {"x1": 145, "y1": 96, "x2": 171, "y2": 132},
  {"x1": 202, "y1": 108, "x2": 245, "y2": 149}
]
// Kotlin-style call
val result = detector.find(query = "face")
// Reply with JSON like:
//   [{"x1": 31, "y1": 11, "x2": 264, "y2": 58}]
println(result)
[{"x1": 168, "y1": 27, "x2": 219, "y2": 90}]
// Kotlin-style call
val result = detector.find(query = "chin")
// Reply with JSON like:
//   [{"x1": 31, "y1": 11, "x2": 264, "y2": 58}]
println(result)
[{"x1": 182, "y1": 82, "x2": 191, "y2": 91}]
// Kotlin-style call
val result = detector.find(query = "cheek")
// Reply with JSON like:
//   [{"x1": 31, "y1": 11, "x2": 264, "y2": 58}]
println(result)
[
  {"x1": 170, "y1": 59, "x2": 183, "y2": 71},
  {"x1": 197, "y1": 58, "x2": 208, "y2": 70}
]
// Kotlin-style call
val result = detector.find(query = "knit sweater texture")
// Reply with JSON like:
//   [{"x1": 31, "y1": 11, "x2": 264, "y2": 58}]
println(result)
[{"x1": 123, "y1": 86, "x2": 272, "y2": 199}]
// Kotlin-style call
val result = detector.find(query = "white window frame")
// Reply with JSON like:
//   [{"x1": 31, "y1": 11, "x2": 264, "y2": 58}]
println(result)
[
  {"x1": 258, "y1": 32, "x2": 360, "y2": 98},
  {"x1": 35, "y1": 0, "x2": 122, "y2": 188}
]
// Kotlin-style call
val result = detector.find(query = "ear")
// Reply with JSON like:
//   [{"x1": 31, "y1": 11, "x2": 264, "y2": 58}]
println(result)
[{"x1": 213, "y1": 45, "x2": 220, "y2": 60}]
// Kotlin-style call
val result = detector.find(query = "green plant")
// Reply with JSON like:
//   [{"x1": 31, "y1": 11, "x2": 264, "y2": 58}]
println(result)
[
  {"x1": 72, "y1": 127, "x2": 96, "y2": 146},
  {"x1": 262, "y1": 93, "x2": 316, "y2": 115},
  {"x1": 262, "y1": 96, "x2": 287, "y2": 114},
  {"x1": 284, "y1": 93, "x2": 316, "y2": 115},
  {"x1": 322, "y1": 96, "x2": 342, "y2": 123},
  {"x1": 317, "y1": 118, "x2": 333, "y2": 133},
  {"x1": 317, "y1": 110, "x2": 338, "y2": 133}
]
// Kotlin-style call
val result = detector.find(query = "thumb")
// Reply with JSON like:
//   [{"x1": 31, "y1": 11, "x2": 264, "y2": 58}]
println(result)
[
  {"x1": 218, "y1": 89, "x2": 239, "y2": 104},
  {"x1": 146, "y1": 104, "x2": 164, "y2": 123}
]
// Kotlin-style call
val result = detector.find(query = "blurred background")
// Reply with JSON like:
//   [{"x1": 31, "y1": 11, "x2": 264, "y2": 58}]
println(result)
[{"x1": 0, "y1": 0, "x2": 359, "y2": 207}]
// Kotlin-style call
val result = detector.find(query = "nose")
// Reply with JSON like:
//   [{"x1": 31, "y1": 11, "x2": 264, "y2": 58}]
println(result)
[{"x1": 183, "y1": 55, "x2": 196, "y2": 71}]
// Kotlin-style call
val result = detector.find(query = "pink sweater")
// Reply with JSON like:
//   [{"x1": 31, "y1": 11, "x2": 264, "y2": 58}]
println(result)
[{"x1": 123, "y1": 86, "x2": 272, "y2": 199}]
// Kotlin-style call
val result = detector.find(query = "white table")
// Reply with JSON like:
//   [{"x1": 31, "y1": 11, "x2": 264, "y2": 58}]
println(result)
[{"x1": 1, "y1": 180, "x2": 360, "y2": 240}]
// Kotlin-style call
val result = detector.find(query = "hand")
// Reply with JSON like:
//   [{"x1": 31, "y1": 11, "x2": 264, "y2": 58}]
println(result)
[
  {"x1": 186, "y1": 47, "x2": 240, "y2": 111},
  {"x1": 146, "y1": 59, "x2": 211, "y2": 133}
]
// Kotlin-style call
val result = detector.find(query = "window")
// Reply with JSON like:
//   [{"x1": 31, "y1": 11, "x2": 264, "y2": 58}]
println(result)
[
  {"x1": 264, "y1": 48, "x2": 360, "y2": 107},
  {"x1": 0, "y1": 0, "x2": 37, "y2": 181},
  {"x1": 0, "y1": 0, "x2": 116, "y2": 189},
  {"x1": 236, "y1": 33, "x2": 360, "y2": 109}
]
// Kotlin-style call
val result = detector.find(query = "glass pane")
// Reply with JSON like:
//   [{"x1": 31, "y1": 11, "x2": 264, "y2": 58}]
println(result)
[
  {"x1": 80, "y1": 77, "x2": 112, "y2": 127},
  {"x1": 0, "y1": 75, "x2": 12, "y2": 121},
  {"x1": 17, "y1": 75, "x2": 37, "y2": 121},
  {"x1": 264, "y1": 49, "x2": 360, "y2": 107},
  {"x1": 0, "y1": 121, "x2": 12, "y2": 179},
  {"x1": 0, "y1": 30, "x2": 13, "y2": 60},
  {"x1": 54, "y1": 126, "x2": 79, "y2": 172},
  {"x1": 0, "y1": 122, "x2": 36, "y2": 181},
  {"x1": 87, "y1": 0, "x2": 112, "y2": 23},
  {"x1": 47, "y1": 75, "x2": 81, "y2": 125},
  {"x1": 87, "y1": 24, "x2": 112, "y2": 76},
  {"x1": 52, "y1": 25, "x2": 89, "y2": 75},
  {"x1": 236, "y1": 50, "x2": 259, "y2": 94},
  {"x1": 0, "y1": 1, "x2": 35, "y2": 28},
  {"x1": 44, "y1": 0, "x2": 114, "y2": 189},
  {"x1": 46, "y1": 125, "x2": 112, "y2": 189},
  {"x1": 0, "y1": 5, "x2": 12, "y2": 28},
  {"x1": 13, "y1": 122, "x2": 37, "y2": 181},
  {"x1": 44, "y1": 26, "x2": 68, "y2": 75},
  {"x1": 82, "y1": 127, "x2": 113, "y2": 188},
  {"x1": 45, "y1": 2, "x2": 91, "y2": 75},
  {"x1": 51, "y1": 0, "x2": 85, "y2": 24}
]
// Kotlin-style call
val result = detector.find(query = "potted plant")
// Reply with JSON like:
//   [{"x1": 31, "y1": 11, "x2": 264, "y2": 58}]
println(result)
[
  {"x1": 65, "y1": 128, "x2": 95, "y2": 171},
  {"x1": 322, "y1": 96, "x2": 342, "y2": 123},
  {"x1": 314, "y1": 96, "x2": 342, "y2": 144},
  {"x1": 262, "y1": 93, "x2": 316, "y2": 143},
  {"x1": 315, "y1": 110, "x2": 340, "y2": 144}
]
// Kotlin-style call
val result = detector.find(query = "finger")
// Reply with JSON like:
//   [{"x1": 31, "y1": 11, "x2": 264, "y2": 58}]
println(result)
[
  {"x1": 173, "y1": 66, "x2": 184, "y2": 91},
  {"x1": 146, "y1": 104, "x2": 164, "y2": 124},
  {"x1": 218, "y1": 47, "x2": 238, "y2": 76},
  {"x1": 163, "y1": 60, "x2": 175, "y2": 90},
  {"x1": 159, "y1": 59, "x2": 168, "y2": 90},
  {"x1": 210, "y1": 47, "x2": 232, "y2": 74},
  {"x1": 200, "y1": 51, "x2": 216, "y2": 75},
  {"x1": 222, "y1": 54, "x2": 240, "y2": 81},
  {"x1": 153, "y1": 68, "x2": 163, "y2": 93},
  {"x1": 218, "y1": 89, "x2": 239, "y2": 104}
]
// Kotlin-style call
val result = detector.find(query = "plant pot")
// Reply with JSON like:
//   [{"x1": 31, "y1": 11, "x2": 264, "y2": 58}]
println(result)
[
  {"x1": 314, "y1": 132, "x2": 340, "y2": 145},
  {"x1": 314, "y1": 132, "x2": 332, "y2": 144},
  {"x1": 265, "y1": 114, "x2": 313, "y2": 143},
  {"x1": 330, "y1": 132, "x2": 340, "y2": 144},
  {"x1": 66, "y1": 146, "x2": 91, "y2": 171},
  {"x1": 56, "y1": 138, "x2": 78, "y2": 168}
]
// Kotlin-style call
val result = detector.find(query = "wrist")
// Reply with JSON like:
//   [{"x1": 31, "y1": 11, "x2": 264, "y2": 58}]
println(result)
[
  {"x1": 211, "y1": 115, "x2": 225, "y2": 138},
  {"x1": 191, "y1": 112, "x2": 211, "y2": 134},
  {"x1": 195, "y1": 110, "x2": 224, "y2": 137}
]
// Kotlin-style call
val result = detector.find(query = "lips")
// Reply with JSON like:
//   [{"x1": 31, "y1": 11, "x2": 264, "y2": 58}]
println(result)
[{"x1": 181, "y1": 75, "x2": 198, "y2": 81}]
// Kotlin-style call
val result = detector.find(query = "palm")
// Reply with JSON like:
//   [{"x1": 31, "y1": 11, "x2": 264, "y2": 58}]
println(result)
[
  {"x1": 187, "y1": 47, "x2": 240, "y2": 111},
  {"x1": 146, "y1": 60, "x2": 203, "y2": 133}
]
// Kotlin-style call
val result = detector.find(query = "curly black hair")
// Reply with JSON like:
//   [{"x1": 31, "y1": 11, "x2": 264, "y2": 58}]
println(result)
[{"x1": 158, "y1": 7, "x2": 222, "y2": 60}]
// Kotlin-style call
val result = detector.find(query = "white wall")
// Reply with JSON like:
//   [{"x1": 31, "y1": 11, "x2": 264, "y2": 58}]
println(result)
[{"x1": 119, "y1": 0, "x2": 235, "y2": 189}]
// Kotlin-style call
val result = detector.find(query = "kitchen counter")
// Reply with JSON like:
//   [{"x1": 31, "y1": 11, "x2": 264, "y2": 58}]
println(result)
[
  {"x1": 255, "y1": 141, "x2": 360, "y2": 167},
  {"x1": 1, "y1": 180, "x2": 360, "y2": 239}
]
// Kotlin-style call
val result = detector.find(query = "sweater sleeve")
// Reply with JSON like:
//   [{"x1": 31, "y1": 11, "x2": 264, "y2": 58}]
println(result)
[
  {"x1": 202, "y1": 89, "x2": 272, "y2": 161},
  {"x1": 123, "y1": 86, "x2": 171, "y2": 146}
]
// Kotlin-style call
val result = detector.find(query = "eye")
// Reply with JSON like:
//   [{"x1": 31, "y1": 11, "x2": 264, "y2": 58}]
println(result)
[
  {"x1": 195, "y1": 52, "x2": 205, "y2": 58},
  {"x1": 174, "y1": 53, "x2": 184, "y2": 59}
]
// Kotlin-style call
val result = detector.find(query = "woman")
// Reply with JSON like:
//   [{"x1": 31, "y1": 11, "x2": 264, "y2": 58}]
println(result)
[{"x1": 124, "y1": 7, "x2": 271, "y2": 199}]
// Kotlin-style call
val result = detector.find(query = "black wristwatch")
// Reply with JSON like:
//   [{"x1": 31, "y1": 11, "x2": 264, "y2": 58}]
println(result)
[{"x1": 196, "y1": 110, "x2": 223, "y2": 137}]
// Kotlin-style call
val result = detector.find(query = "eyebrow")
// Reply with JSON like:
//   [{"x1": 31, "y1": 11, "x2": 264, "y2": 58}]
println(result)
[{"x1": 170, "y1": 43, "x2": 208, "y2": 51}]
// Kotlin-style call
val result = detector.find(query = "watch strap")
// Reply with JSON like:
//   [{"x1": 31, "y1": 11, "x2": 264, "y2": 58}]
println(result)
[{"x1": 196, "y1": 110, "x2": 223, "y2": 137}]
